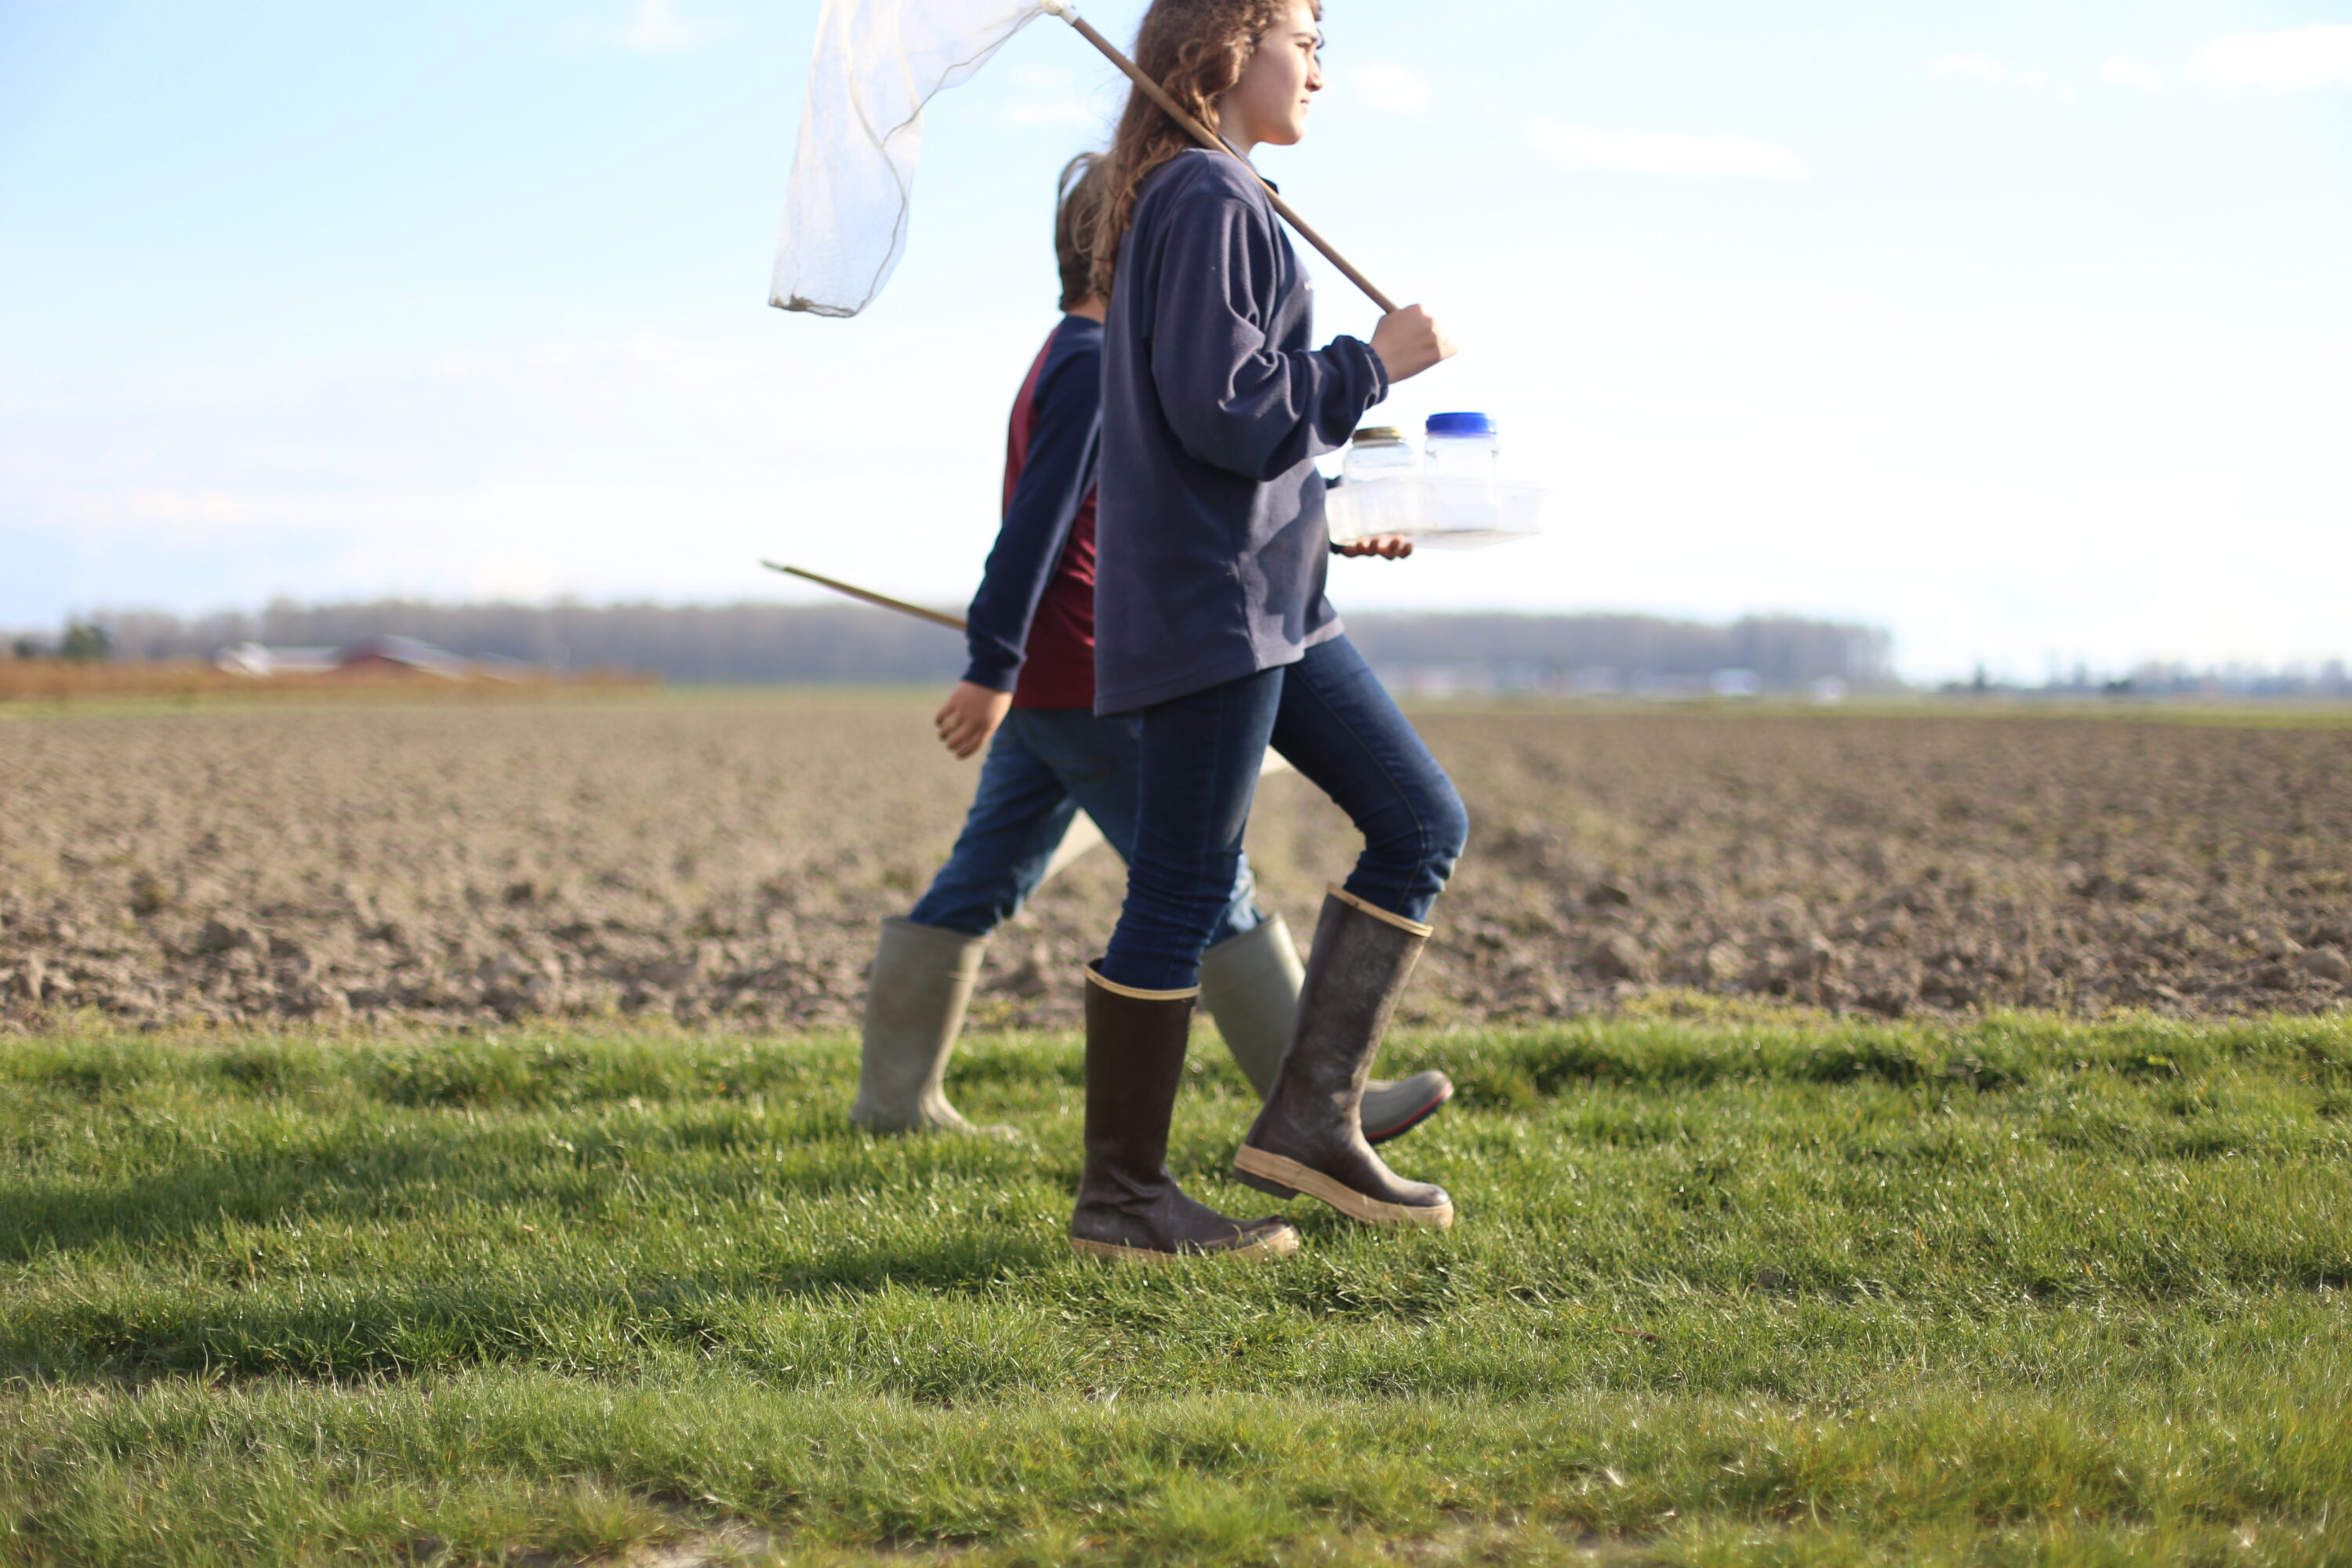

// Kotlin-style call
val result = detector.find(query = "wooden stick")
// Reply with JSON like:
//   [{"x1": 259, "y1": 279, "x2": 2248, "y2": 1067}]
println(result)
[
  {"x1": 760, "y1": 561, "x2": 967, "y2": 631},
  {"x1": 1040, "y1": 1, "x2": 1399, "y2": 315},
  {"x1": 761, "y1": 560, "x2": 1294, "y2": 826}
]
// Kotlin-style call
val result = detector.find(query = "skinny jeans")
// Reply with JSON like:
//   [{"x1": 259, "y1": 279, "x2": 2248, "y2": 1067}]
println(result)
[
  {"x1": 907, "y1": 707, "x2": 1262, "y2": 946},
  {"x1": 1101, "y1": 633, "x2": 1468, "y2": 993}
]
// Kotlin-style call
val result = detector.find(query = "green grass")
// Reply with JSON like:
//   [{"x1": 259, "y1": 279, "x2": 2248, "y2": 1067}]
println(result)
[{"x1": 4, "y1": 1011, "x2": 2350, "y2": 1566}]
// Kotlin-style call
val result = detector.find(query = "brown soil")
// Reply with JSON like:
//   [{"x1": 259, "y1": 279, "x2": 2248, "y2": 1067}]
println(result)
[
  {"x1": 2, "y1": 697, "x2": 2347, "y2": 1031},
  {"x1": 0, "y1": 659, "x2": 655, "y2": 701}
]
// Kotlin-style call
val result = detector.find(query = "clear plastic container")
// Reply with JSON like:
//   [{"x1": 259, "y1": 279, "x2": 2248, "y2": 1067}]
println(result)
[
  {"x1": 1326, "y1": 411, "x2": 1543, "y2": 552},
  {"x1": 1424, "y1": 412, "x2": 1500, "y2": 485},
  {"x1": 1326, "y1": 477, "x2": 1546, "y2": 550},
  {"x1": 1341, "y1": 425, "x2": 1417, "y2": 485}
]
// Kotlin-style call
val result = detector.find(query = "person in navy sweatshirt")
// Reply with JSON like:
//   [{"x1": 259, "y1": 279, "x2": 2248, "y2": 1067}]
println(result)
[
  {"x1": 1065, "y1": 0, "x2": 1466, "y2": 1263},
  {"x1": 850, "y1": 152, "x2": 1452, "y2": 1146}
]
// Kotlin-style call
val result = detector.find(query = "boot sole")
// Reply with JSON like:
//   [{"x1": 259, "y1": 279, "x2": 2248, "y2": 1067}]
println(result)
[
  {"x1": 1231, "y1": 1146, "x2": 1455, "y2": 1229},
  {"x1": 1069, "y1": 1226, "x2": 1301, "y2": 1265}
]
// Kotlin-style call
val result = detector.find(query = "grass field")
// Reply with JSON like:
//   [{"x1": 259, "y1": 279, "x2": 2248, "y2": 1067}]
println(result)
[{"x1": 5, "y1": 1008, "x2": 2350, "y2": 1565}]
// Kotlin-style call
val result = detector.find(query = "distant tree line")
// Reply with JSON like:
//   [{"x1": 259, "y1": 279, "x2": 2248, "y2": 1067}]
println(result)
[
  {"x1": 10, "y1": 598, "x2": 1899, "y2": 690},
  {"x1": 9, "y1": 622, "x2": 112, "y2": 662},
  {"x1": 74, "y1": 600, "x2": 971, "y2": 683},
  {"x1": 1950, "y1": 659, "x2": 2352, "y2": 701},
  {"x1": 1338, "y1": 612, "x2": 1896, "y2": 691}
]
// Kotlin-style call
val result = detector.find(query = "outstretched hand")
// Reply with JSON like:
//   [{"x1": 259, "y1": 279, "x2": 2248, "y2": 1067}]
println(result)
[
  {"x1": 1335, "y1": 535, "x2": 1415, "y2": 559},
  {"x1": 935, "y1": 681, "x2": 1013, "y2": 759}
]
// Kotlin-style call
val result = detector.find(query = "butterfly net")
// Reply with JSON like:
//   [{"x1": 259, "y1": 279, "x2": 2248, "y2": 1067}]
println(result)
[{"x1": 771, "y1": 0, "x2": 1057, "y2": 317}]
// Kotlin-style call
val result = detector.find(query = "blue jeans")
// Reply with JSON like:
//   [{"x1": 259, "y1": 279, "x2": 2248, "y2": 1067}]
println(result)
[
  {"x1": 1101, "y1": 633, "x2": 1468, "y2": 993},
  {"x1": 906, "y1": 707, "x2": 1264, "y2": 945}
]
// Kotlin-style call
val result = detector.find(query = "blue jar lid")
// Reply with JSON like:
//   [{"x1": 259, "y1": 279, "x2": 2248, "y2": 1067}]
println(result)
[{"x1": 1425, "y1": 412, "x2": 1497, "y2": 437}]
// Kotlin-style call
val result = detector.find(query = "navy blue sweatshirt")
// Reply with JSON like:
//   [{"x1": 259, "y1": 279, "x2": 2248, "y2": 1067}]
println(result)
[
  {"x1": 961, "y1": 315, "x2": 1103, "y2": 698},
  {"x1": 1094, "y1": 149, "x2": 1390, "y2": 715}
]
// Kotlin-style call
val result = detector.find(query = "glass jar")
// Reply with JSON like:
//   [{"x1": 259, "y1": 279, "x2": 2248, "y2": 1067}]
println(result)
[
  {"x1": 1341, "y1": 425, "x2": 1417, "y2": 485},
  {"x1": 1424, "y1": 412, "x2": 1500, "y2": 484}
]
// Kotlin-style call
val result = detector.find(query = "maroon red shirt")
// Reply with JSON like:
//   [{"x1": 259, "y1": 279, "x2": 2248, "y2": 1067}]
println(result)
[{"x1": 969, "y1": 318, "x2": 1101, "y2": 710}]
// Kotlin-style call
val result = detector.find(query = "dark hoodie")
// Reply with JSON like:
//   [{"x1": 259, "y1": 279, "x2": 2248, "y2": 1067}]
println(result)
[
  {"x1": 1093, "y1": 148, "x2": 1389, "y2": 714},
  {"x1": 961, "y1": 314, "x2": 1102, "y2": 709}
]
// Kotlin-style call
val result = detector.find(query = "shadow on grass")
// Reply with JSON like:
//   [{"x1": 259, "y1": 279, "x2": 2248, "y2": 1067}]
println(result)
[
  {"x1": 0, "y1": 1074, "x2": 1086, "y2": 1258},
  {"x1": 2, "y1": 1230, "x2": 1072, "y2": 1383}
]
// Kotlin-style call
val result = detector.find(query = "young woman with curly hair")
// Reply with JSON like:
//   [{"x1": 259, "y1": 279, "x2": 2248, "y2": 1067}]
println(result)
[
  {"x1": 1069, "y1": 0, "x2": 1465, "y2": 1263},
  {"x1": 848, "y1": 154, "x2": 1452, "y2": 1152}
]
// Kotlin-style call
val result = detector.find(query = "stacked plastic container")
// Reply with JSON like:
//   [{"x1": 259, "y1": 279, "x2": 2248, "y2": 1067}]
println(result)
[{"x1": 1326, "y1": 412, "x2": 1544, "y2": 550}]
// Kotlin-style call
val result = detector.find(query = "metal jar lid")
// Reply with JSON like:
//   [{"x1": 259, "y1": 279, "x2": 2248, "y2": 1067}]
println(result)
[{"x1": 1351, "y1": 426, "x2": 1406, "y2": 445}]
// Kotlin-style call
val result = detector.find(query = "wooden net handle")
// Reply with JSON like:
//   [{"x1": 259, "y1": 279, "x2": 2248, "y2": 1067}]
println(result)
[
  {"x1": 1043, "y1": 2, "x2": 1399, "y2": 315},
  {"x1": 761, "y1": 561, "x2": 967, "y2": 631}
]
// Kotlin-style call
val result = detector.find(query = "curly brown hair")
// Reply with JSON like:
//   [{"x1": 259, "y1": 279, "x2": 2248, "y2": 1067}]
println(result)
[
  {"x1": 1054, "y1": 152, "x2": 1109, "y2": 311},
  {"x1": 1088, "y1": 0, "x2": 1319, "y2": 301}
]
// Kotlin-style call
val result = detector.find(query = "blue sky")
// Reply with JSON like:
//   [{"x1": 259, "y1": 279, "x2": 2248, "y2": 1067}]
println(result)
[{"x1": 2, "y1": 0, "x2": 2347, "y2": 679}]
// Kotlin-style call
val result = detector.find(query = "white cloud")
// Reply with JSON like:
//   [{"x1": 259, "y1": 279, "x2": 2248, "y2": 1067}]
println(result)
[
  {"x1": 2193, "y1": 25, "x2": 2352, "y2": 90},
  {"x1": 2102, "y1": 58, "x2": 2161, "y2": 92},
  {"x1": 1933, "y1": 53, "x2": 2010, "y2": 83},
  {"x1": 1526, "y1": 119, "x2": 1804, "y2": 180},
  {"x1": 998, "y1": 63, "x2": 1111, "y2": 129},
  {"x1": 1349, "y1": 60, "x2": 1434, "y2": 115},
  {"x1": 64, "y1": 489, "x2": 256, "y2": 539},
  {"x1": 1931, "y1": 54, "x2": 2047, "y2": 89},
  {"x1": 1000, "y1": 96, "x2": 1101, "y2": 129},
  {"x1": 572, "y1": 0, "x2": 726, "y2": 53}
]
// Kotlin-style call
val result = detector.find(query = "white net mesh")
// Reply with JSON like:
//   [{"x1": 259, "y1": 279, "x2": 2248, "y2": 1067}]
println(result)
[{"x1": 771, "y1": 0, "x2": 1055, "y2": 318}]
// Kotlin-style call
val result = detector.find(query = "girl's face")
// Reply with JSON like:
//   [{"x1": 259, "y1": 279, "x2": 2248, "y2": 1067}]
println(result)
[{"x1": 1219, "y1": 1, "x2": 1323, "y2": 150}]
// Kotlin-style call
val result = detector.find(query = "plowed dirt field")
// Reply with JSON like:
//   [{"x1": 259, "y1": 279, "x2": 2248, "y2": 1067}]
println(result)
[{"x1": 4, "y1": 695, "x2": 2347, "y2": 1030}]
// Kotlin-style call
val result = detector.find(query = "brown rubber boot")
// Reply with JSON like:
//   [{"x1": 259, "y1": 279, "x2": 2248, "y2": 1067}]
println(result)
[
  {"x1": 1200, "y1": 914, "x2": 1455, "y2": 1145},
  {"x1": 1232, "y1": 888, "x2": 1455, "y2": 1229},
  {"x1": 1070, "y1": 963, "x2": 1301, "y2": 1264}
]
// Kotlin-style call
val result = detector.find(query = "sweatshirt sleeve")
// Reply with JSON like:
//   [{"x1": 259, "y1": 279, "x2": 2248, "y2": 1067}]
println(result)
[
  {"x1": 961, "y1": 332, "x2": 1102, "y2": 691},
  {"x1": 1145, "y1": 183, "x2": 1388, "y2": 483}
]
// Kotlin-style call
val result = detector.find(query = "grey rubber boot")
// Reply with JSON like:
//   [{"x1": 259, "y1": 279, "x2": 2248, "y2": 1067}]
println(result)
[
  {"x1": 1200, "y1": 913, "x2": 1455, "y2": 1145},
  {"x1": 1232, "y1": 888, "x2": 1454, "y2": 1229},
  {"x1": 849, "y1": 916, "x2": 997, "y2": 1134}
]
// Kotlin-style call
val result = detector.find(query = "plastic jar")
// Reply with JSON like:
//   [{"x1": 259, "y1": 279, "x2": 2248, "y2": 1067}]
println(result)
[
  {"x1": 1341, "y1": 425, "x2": 1417, "y2": 485},
  {"x1": 1424, "y1": 412, "x2": 1500, "y2": 484}
]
